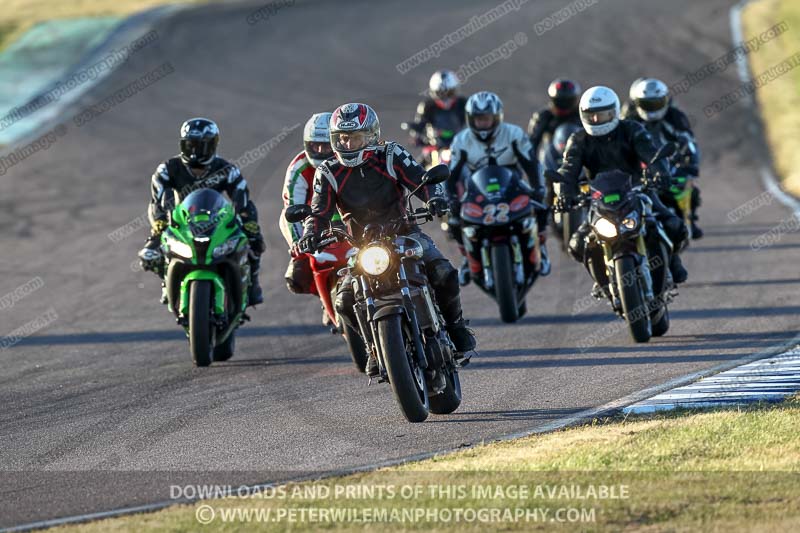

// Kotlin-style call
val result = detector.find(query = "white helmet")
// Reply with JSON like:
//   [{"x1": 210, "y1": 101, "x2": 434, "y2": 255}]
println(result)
[
  {"x1": 630, "y1": 78, "x2": 670, "y2": 122},
  {"x1": 429, "y1": 70, "x2": 460, "y2": 109},
  {"x1": 465, "y1": 91, "x2": 503, "y2": 142},
  {"x1": 579, "y1": 86, "x2": 620, "y2": 136},
  {"x1": 303, "y1": 112, "x2": 333, "y2": 167}
]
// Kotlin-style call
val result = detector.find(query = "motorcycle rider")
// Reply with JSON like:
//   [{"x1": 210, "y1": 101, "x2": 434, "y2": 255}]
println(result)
[
  {"x1": 623, "y1": 78, "x2": 703, "y2": 238},
  {"x1": 279, "y1": 112, "x2": 342, "y2": 295},
  {"x1": 448, "y1": 91, "x2": 550, "y2": 284},
  {"x1": 406, "y1": 70, "x2": 467, "y2": 150},
  {"x1": 138, "y1": 117, "x2": 265, "y2": 304},
  {"x1": 556, "y1": 86, "x2": 689, "y2": 284},
  {"x1": 299, "y1": 103, "x2": 476, "y2": 377},
  {"x1": 528, "y1": 78, "x2": 582, "y2": 156}
]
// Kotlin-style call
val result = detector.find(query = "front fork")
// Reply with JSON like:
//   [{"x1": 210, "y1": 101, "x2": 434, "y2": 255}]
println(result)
[{"x1": 479, "y1": 236, "x2": 527, "y2": 289}]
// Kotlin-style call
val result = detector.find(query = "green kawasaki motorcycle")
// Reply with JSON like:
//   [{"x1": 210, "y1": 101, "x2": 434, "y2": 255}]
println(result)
[{"x1": 160, "y1": 189, "x2": 251, "y2": 366}]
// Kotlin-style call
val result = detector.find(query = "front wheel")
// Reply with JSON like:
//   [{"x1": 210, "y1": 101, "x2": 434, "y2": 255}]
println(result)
[
  {"x1": 378, "y1": 315, "x2": 429, "y2": 423},
  {"x1": 189, "y1": 281, "x2": 214, "y2": 366},
  {"x1": 491, "y1": 244, "x2": 518, "y2": 323},
  {"x1": 649, "y1": 241, "x2": 671, "y2": 337},
  {"x1": 614, "y1": 256, "x2": 651, "y2": 343}
]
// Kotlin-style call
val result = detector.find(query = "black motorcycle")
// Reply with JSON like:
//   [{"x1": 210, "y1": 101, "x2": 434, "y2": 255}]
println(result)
[
  {"x1": 549, "y1": 144, "x2": 676, "y2": 342},
  {"x1": 286, "y1": 165, "x2": 463, "y2": 423},
  {"x1": 458, "y1": 164, "x2": 545, "y2": 323},
  {"x1": 542, "y1": 122, "x2": 587, "y2": 250}
]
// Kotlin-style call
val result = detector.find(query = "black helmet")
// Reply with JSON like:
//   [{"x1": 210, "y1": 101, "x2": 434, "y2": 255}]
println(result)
[
  {"x1": 180, "y1": 118, "x2": 219, "y2": 168},
  {"x1": 547, "y1": 78, "x2": 581, "y2": 117}
]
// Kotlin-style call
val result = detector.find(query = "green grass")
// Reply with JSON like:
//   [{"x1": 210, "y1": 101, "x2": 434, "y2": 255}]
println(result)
[
  {"x1": 53, "y1": 397, "x2": 800, "y2": 532},
  {"x1": 742, "y1": 0, "x2": 800, "y2": 196},
  {"x1": 0, "y1": 0, "x2": 212, "y2": 53}
]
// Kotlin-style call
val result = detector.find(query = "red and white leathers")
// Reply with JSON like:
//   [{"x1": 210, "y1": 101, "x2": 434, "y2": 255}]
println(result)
[{"x1": 279, "y1": 150, "x2": 316, "y2": 246}]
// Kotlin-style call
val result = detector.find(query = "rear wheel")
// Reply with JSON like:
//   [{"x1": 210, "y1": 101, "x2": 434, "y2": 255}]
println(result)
[
  {"x1": 429, "y1": 367, "x2": 462, "y2": 415},
  {"x1": 491, "y1": 245, "x2": 518, "y2": 323},
  {"x1": 340, "y1": 316, "x2": 368, "y2": 372},
  {"x1": 213, "y1": 331, "x2": 235, "y2": 361},
  {"x1": 615, "y1": 256, "x2": 651, "y2": 343},
  {"x1": 378, "y1": 315, "x2": 429, "y2": 423},
  {"x1": 189, "y1": 281, "x2": 213, "y2": 366}
]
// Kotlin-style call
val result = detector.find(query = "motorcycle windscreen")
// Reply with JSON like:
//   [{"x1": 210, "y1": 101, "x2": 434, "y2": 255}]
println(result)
[
  {"x1": 590, "y1": 171, "x2": 636, "y2": 214},
  {"x1": 180, "y1": 189, "x2": 230, "y2": 237},
  {"x1": 464, "y1": 165, "x2": 520, "y2": 201}
]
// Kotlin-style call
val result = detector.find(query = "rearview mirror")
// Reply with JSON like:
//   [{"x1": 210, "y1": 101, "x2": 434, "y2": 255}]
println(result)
[
  {"x1": 284, "y1": 204, "x2": 312, "y2": 223},
  {"x1": 422, "y1": 164, "x2": 450, "y2": 185}
]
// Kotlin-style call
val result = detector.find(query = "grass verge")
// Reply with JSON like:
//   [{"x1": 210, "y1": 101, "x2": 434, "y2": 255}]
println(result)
[
  {"x1": 742, "y1": 0, "x2": 800, "y2": 196},
  {"x1": 0, "y1": 0, "x2": 212, "y2": 53},
  {"x1": 53, "y1": 397, "x2": 800, "y2": 532}
]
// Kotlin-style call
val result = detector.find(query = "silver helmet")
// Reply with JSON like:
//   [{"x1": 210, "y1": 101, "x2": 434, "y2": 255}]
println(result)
[
  {"x1": 329, "y1": 103, "x2": 380, "y2": 168},
  {"x1": 429, "y1": 70, "x2": 460, "y2": 108},
  {"x1": 630, "y1": 78, "x2": 670, "y2": 122},
  {"x1": 303, "y1": 112, "x2": 333, "y2": 167}
]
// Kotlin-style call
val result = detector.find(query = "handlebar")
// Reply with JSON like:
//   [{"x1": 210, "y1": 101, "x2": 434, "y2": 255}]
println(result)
[{"x1": 298, "y1": 206, "x2": 438, "y2": 254}]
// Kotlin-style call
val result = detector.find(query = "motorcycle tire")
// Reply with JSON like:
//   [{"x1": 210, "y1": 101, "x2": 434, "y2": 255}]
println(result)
[
  {"x1": 378, "y1": 314, "x2": 429, "y2": 423},
  {"x1": 189, "y1": 281, "x2": 214, "y2": 367}
]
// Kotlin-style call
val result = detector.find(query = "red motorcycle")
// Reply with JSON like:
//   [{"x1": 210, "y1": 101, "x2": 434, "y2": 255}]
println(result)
[{"x1": 291, "y1": 234, "x2": 369, "y2": 373}]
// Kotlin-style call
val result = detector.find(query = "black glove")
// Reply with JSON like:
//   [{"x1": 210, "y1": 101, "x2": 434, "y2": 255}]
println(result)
[
  {"x1": 138, "y1": 236, "x2": 163, "y2": 272},
  {"x1": 248, "y1": 234, "x2": 266, "y2": 255},
  {"x1": 555, "y1": 194, "x2": 573, "y2": 213},
  {"x1": 295, "y1": 233, "x2": 317, "y2": 255},
  {"x1": 653, "y1": 172, "x2": 673, "y2": 193},
  {"x1": 426, "y1": 197, "x2": 450, "y2": 217}
]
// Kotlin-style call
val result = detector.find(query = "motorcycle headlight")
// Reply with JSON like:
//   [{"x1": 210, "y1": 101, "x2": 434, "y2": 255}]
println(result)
[
  {"x1": 621, "y1": 211, "x2": 639, "y2": 232},
  {"x1": 212, "y1": 237, "x2": 240, "y2": 259},
  {"x1": 593, "y1": 217, "x2": 618, "y2": 238},
  {"x1": 359, "y1": 246, "x2": 391, "y2": 276},
  {"x1": 166, "y1": 235, "x2": 193, "y2": 259}
]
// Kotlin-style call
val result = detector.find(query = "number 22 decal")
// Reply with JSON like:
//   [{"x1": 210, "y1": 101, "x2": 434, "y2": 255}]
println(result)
[{"x1": 483, "y1": 203, "x2": 509, "y2": 224}]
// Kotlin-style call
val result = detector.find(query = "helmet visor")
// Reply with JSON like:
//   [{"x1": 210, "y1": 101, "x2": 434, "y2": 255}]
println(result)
[
  {"x1": 180, "y1": 138, "x2": 216, "y2": 164},
  {"x1": 304, "y1": 141, "x2": 333, "y2": 160},
  {"x1": 434, "y1": 88, "x2": 457, "y2": 100},
  {"x1": 331, "y1": 131, "x2": 371, "y2": 152},
  {"x1": 580, "y1": 106, "x2": 617, "y2": 126},
  {"x1": 552, "y1": 95, "x2": 578, "y2": 112},
  {"x1": 470, "y1": 113, "x2": 496, "y2": 131},
  {"x1": 636, "y1": 96, "x2": 668, "y2": 113}
]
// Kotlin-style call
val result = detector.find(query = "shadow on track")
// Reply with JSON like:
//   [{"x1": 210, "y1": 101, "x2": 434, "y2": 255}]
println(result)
[{"x1": 424, "y1": 406, "x2": 588, "y2": 424}]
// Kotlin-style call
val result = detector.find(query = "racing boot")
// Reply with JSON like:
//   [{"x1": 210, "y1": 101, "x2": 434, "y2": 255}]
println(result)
[
  {"x1": 539, "y1": 232, "x2": 551, "y2": 276},
  {"x1": 690, "y1": 215, "x2": 704, "y2": 240},
  {"x1": 446, "y1": 318, "x2": 476, "y2": 353},
  {"x1": 458, "y1": 257, "x2": 471, "y2": 286},
  {"x1": 248, "y1": 255, "x2": 264, "y2": 305},
  {"x1": 669, "y1": 253, "x2": 688, "y2": 284},
  {"x1": 365, "y1": 353, "x2": 380, "y2": 378}
]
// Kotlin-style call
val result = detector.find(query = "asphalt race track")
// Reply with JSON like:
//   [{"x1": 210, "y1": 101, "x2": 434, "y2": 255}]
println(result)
[{"x1": 1, "y1": 0, "x2": 798, "y2": 527}]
